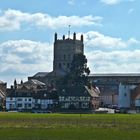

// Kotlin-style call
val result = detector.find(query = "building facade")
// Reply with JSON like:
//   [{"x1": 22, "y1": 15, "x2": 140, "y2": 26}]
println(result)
[
  {"x1": 58, "y1": 85, "x2": 100, "y2": 112},
  {"x1": 6, "y1": 79, "x2": 58, "y2": 111},
  {"x1": 53, "y1": 32, "x2": 84, "y2": 76},
  {"x1": 90, "y1": 73, "x2": 140, "y2": 108}
]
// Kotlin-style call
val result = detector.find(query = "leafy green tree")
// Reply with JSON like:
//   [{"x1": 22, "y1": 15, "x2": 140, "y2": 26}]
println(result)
[{"x1": 58, "y1": 53, "x2": 90, "y2": 86}]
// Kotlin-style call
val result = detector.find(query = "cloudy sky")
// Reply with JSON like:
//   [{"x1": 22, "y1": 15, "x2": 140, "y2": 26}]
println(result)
[{"x1": 0, "y1": 0, "x2": 140, "y2": 86}]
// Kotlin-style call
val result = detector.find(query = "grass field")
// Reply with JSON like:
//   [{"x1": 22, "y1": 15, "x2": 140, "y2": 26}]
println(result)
[{"x1": 0, "y1": 113, "x2": 140, "y2": 140}]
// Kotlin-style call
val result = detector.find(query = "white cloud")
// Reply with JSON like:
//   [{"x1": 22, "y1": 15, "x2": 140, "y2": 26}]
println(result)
[
  {"x1": 0, "y1": 31, "x2": 140, "y2": 86},
  {"x1": 0, "y1": 9, "x2": 102, "y2": 31},
  {"x1": 68, "y1": 0, "x2": 75, "y2": 5},
  {"x1": 86, "y1": 50, "x2": 140, "y2": 73},
  {"x1": 100, "y1": 0, "x2": 121, "y2": 5},
  {"x1": 77, "y1": 31, "x2": 140, "y2": 73},
  {"x1": 0, "y1": 40, "x2": 53, "y2": 75},
  {"x1": 100, "y1": 0, "x2": 135, "y2": 5},
  {"x1": 77, "y1": 31, "x2": 140, "y2": 49}
]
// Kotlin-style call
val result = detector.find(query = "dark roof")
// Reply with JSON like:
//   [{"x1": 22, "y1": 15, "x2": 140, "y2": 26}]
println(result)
[
  {"x1": 33, "y1": 72, "x2": 49, "y2": 77},
  {"x1": 6, "y1": 89, "x2": 58, "y2": 99},
  {"x1": 0, "y1": 80, "x2": 6, "y2": 84},
  {"x1": 33, "y1": 89, "x2": 58, "y2": 99},
  {"x1": 23, "y1": 79, "x2": 46, "y2": 86},
  {"x1": 58, "y1": 86, "x2": 99, "y2": 97},
  {"x1": 6, "y1": 89, "x2": 34, "y2": 97},
  {"x1": 89, "y1": 73, "x2": 140, "y2": 77}
]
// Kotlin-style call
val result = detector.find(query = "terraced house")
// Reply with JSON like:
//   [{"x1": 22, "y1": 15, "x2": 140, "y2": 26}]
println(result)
[{"x1": 6, "y1": 79, "x2": 58, "y2": 111}]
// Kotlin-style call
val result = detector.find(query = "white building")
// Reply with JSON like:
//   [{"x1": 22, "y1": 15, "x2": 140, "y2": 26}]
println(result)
[
  {"x1": 6, "y1": 91, "x2": 57, "y2": 111},
  {"x1": 118, "y1": 83, "x2": 136, "y2": 108},
  {"x1": 6, "y1": 79, "x2": 58, "y2": 111}
]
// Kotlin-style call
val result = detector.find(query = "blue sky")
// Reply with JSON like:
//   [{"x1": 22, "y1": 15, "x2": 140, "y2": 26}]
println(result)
[{"x1": 0, "y1": 0, "x2": 140, "y2": 86}]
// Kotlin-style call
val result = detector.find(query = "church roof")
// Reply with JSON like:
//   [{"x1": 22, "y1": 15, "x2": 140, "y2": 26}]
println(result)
[
  {"x1": 33, "y1": 72, "x2": 49, "y2": 77},
  {"x1": 23, "y1": 79, "x2": 46, "y2": 86},
  {"x1": 0, "y1": 80, "x2": 4, "y2": 84}
]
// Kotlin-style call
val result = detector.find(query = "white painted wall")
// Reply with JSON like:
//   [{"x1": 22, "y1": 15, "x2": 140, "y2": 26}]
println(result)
[
  {"x1": 6, "y1": 97, "x2": 54, "y2": 110},
  {"x1": 6, "y1": 97, "x2": 16, "y2": 110},
  {"x1": 135, "y1": 99, "x2": 140, "y2": 107},
  {"x1": 119, "y1": 83, "x2": 136, "y2": 108}
]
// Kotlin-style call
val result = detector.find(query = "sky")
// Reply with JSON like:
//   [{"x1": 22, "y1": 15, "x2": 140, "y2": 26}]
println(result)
[{"x1": 0, "y1": 0, "x2": 140, "y2": 86}]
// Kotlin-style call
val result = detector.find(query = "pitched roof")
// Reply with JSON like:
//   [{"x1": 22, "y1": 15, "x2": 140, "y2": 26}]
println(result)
[
  {"x1": 85, "y1": 86, "x2": 100, "y2": 98},
  {"x1": 6, "y1": 88, "x2": 58, "y2": 99},
  {"x1": 33, "y1": 72, "x2": 49, "y2": 77},
  {"x1": 23, "y1": 79, "x2": 46, "y2": 86},
  {"x1": 0, "y1": 89, "x2": 5, "y2": 98},
  {"x1": 0, "y1": 80, "x2": 4, "y2": 84}
]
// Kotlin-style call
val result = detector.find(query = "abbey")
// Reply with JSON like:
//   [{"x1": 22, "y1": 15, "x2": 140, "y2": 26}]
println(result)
[
  {"x1": 29, "y1": 32, "x2": 84, "y2": 84},
  {"x1": 6, "y1": 33, "x2": 100, "y2": 112}
]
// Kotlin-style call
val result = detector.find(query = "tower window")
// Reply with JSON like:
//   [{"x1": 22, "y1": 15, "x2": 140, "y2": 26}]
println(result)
[
  {"x1": 68, "y1": 54, "x2": 70, "y2": 59},
  {"x1": 67, "y1": 63, "x2": 70, "y2": 68},
  {"x1": 59, "y1": 63, "x2": 61, "y2": 68},
  {"x1": 64, "y1": 55, "x2": 66, "y2": 60},
  {"x1": 124, "y1": 93, "x2": 127, "y2": 97}
]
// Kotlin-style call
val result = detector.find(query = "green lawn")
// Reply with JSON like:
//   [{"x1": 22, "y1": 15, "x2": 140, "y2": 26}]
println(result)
[{"x1": 0, "y1": 113, "x2": 140, "y2": 140}]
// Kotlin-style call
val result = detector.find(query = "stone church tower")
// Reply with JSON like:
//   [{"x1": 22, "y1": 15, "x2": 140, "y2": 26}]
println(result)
[
  {"x1": 28, "y1": 32, "x2": 84, "y2": 84},
  {"x1": 53, "y1": 32, "x2": 84, "y2": 76}
]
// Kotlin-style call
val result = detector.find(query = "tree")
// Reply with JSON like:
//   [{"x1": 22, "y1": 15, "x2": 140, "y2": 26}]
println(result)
[
  {"x1": 58, "y1": 53, "x2": 90, "y2": 86},
  {"x1": 69, "y1": 53, "x2": 90, "y2": 85}
]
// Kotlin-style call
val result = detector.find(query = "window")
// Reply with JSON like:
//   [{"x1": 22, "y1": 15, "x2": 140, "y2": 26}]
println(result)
[
  {"x1": 18, "y1": 98, "x2": 22, "y2": 101},
  {"x1": 82, "y1": 103, "x2": 89, "y2": 108},
  {"x1": 28, "y1": 104, "x2": 32, "y2": 107},
  {"x1": 25, "y1": 104, "x2": 27, "y2": 108},
  {"x1": 59, "y1": 96, "x2": 64, "y2": 101},
  {"x1": 68, "y1": 54, "x2": 70, "y2": 59},
  {"x1": 27, "y1": 93, "x2": 31, "y2": 96},
  {"x1": 17, "y1": 104, "x2": 22, "y2": 107},
  {"x1": 9, "y1": 104, "x2": 13, "y2": 109},
  {"x1": 124, "y1": 93, "x2": 127, "y2": 97},
  {"x1": 28, "y1": 98, "x2": 32, "y2": 101},
  {"x1": 67, "y1": 63, "x2": 70, "y2": 68}
]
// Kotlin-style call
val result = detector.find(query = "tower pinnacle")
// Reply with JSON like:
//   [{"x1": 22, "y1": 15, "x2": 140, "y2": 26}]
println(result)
[{"x1": 68, "y1": 25, "x2": 71, "y2": 39}]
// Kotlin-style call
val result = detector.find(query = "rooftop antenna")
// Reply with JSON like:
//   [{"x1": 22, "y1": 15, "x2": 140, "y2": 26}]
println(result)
[{"x1": 68, "y1": 25, "x2": 71, "y2": 39}]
